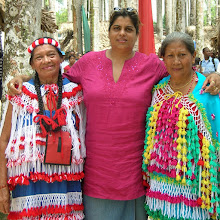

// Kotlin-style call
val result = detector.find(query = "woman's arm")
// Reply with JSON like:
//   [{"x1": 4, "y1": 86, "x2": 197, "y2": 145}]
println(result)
[
  {"x1": 7, "y1": 74, "x2": 33, "y2": 96},
  {"x1": 0, "y1": 103, "x2": 13, "y2": 214}
]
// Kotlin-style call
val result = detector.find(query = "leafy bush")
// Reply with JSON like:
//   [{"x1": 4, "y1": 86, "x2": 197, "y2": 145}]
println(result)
[{"x1": 56, "y1": 9, "x2": 68, "y2": 27}]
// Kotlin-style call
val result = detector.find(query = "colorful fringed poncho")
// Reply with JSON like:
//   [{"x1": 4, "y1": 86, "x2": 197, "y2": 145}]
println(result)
[
  {"x1": 142, "y1": 72, "x2": 220, "y2": 220},
  {"x1": 1, "y1": 78, "x2": 86, "y2": 220}
]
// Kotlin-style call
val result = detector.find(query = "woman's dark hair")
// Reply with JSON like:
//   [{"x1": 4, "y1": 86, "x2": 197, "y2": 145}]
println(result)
[
  {"x1": 108, "y1": 8, "x2": 140, "y2": 34},
  {"x1": 29, "y1": 37, "x2": 63, "y2": 65},
  {"x1": 69, "y1": 55, "x2": 75, "y2": 60},
  {"x1": 161, "y1": 32, "x2": 195, "y2": 57}
]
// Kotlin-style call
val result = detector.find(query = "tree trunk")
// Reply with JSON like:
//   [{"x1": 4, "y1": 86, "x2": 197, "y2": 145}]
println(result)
[
  {"x1": 196, "y1": 0, "x2": 204, "y2": 59},
  {"x1": 101, "y1": 0, "x2": 104, "y2": 21},
  {"x1": 190, "y1": 0, "x2": 196, "y2": 25},
  {"x1": 157, "y1": 0, "x2": 163, "y2": 39},
  {"x1": 176, "y1": 0, "x2": 182, "y2": 31},
  {"x1": 185, "y1": 0, "x2": 189, "y2": 27},
  {"x1": 115, "y1": 0, "x2": 119, "y2": 7},
  {"x1": 49, "y1": 0, "x2": 55, "y2": 12},
  {"x1": 165, "y1": 0, "x2": 172, "y2": 35},
  {"x1": 72, "y1": 0, "x2": 78, "y2": 52},
  {"x1": 105, "y1": 0, "x2": 110, "y2": 21},
  {"x1": 181, "y1": 0, "x2": 186, "y2": 32},
  {"x1": 90, "y1": 0, "x2": 94, "y2": 50},
  {"x1": 109, "y1": 0, "x2": 114, "y2": 13},
  {"x1": 76, "y1": 0, "x2": 83, "y2": 53},
  {"x1": 2, "y1": 0, "x2": 42, "y2": 102},
  {"x1": 206, "y1": 0, "x2": 211, "y2": 25},
  {"x1": 67, "y1": 0, "x2": 73, "y2": 22},
  {"x1": 73, "y1": 0, "x2": 83, "y2": 53},
  {"x1": 218, "y1": 0, "x2": 220, "y2": 18},
  {"x1": 176, "y1": 0, "x2": 185, "y2": 32},
  {"x1": 120, "y1": 0, "x2": 127, "y2": 8},
  {"x1": 93, "y1": 0, "x2": 100, "y2": 51},
  {"x1": 172, "y1": 0, "x2": 176, "y2": 32}
]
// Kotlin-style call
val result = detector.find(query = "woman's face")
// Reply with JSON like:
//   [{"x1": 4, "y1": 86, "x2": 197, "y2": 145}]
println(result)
[
  {"x1": 108, "y1": 16, "x2": 138, "y2": 51},
  {"x1": 30, "y1": 44, "x2": 62, "y2": 83},
  {"x1": 163, "y1": 41, "x2": 196, "y2": 78},
  {"x1": 69, "y1": 56, "x2": 75, "y2": 66}
]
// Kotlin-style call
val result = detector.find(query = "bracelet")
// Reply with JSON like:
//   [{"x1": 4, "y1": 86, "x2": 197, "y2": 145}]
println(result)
[{"x1": 0, "y1": 184, "x2": 7, "y2": 189}]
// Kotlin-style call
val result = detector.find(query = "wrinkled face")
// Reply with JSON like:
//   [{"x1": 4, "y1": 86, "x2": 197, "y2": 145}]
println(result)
[
  {"x1": 31, "y1": 44, "x2": 62, "y2": 83},
  {"x1": 108, "y1": 16, "x2": 138, "y2": 51},
  {"x1": 163, "y1": 41, "x2": 196, "y2": 78}
]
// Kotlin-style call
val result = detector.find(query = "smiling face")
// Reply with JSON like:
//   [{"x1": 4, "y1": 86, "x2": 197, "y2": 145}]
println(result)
[
  {"x1": 163, "y1": 41, "x2": 196, "y2": 79},
  {"x1": 108, "y1": 16, "x2": 138, "y2": 51},
  {"x1": 30, "y1": 44, "x2": 63, "y2": 84}
]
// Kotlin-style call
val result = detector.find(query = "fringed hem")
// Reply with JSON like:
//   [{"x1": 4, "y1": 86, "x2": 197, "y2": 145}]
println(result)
[
  {"x1": 144, "y1": 203, "x2": 210, "y2": 220},
  {"x1": 8, "y1": 172, "x2": 84, "y2": 190},
  {"x1": 146, "y1": 197, "x2": 210, "y2": 220},
  {"x1": 8, "y1": 204, "x2": 84, "y2": 220}
]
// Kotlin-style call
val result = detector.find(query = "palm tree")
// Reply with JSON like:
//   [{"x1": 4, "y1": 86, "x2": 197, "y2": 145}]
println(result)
[
  {"x1": 165, "y1": 0, "x2": 172, "y2": 34},
  {"x1": 157, "y1": 0, "x2": 163, "y2": 39},
  {"x1": 190, "y1": 0, "x2": 196, "y2": 26},
  {"x1": 196, "y1": 0, "x2": 204, "y2": 58}
]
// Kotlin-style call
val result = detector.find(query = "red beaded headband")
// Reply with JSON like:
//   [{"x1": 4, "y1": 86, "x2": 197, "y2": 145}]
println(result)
[{"x1": 27, "y1": 38, "x2": 61, "y2": 53}]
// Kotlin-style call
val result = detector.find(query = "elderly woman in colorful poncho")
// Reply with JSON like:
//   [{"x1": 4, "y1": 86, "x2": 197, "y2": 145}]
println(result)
[
  {"x1": 0, "y1": 37, "x2": 86, "y2": 219},
  {"x1": 142, "y1": 32, "x2": 220, "y2": 220}
]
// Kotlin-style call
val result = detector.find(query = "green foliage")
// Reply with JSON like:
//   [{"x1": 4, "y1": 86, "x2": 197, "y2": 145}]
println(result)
[
  {"x1": 45, "y1": 0, "x2": 49, "y2": 7},
  {"x1": 203, "y1": 0, "x2": 217, "y2": 26},
  {"x1": 211, "y1": 6, "x2": 216, "y2": 25},
  {"x1": 56, "y1": 9, "x2": 68, "y2": 27},
  {"x1": 56, "y1": 0, "x2": 63, "y2": 4}
]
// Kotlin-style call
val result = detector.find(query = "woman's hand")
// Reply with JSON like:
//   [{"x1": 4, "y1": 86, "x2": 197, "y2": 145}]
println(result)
[
  {"x1": 7, "y1": 76, "x2": 23, "y2": 96},
  {"x1": 0, "y1": 185, "x2": 10, "y2": 214},
  {"x1": 202, "y1": 73, "x2": 220, "y2": 95},
  {"x1": 7, "y1": 75, "x2": 32, "y2": 96}
]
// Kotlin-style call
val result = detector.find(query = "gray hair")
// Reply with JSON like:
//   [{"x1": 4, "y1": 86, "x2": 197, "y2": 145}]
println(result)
[{"x1": 160, "y1": 32, "x2": 195, "y2": 57}]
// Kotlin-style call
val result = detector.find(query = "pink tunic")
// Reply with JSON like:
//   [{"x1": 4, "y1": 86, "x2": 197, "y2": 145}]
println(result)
[{"x1": 63, "y1": 50, "x2": 167, "y2": 200}]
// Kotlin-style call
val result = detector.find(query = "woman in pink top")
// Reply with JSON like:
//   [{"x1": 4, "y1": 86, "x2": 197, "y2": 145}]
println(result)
[
  {"x1": 62, "y1": 8, "x2": 220, "y2": 220},
  {"x1": 64, "y1": 54, "x2": 76, "y2": 73},
  {"x1": 7, "y1": 7, "x2": 220, "y2": 220}
]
